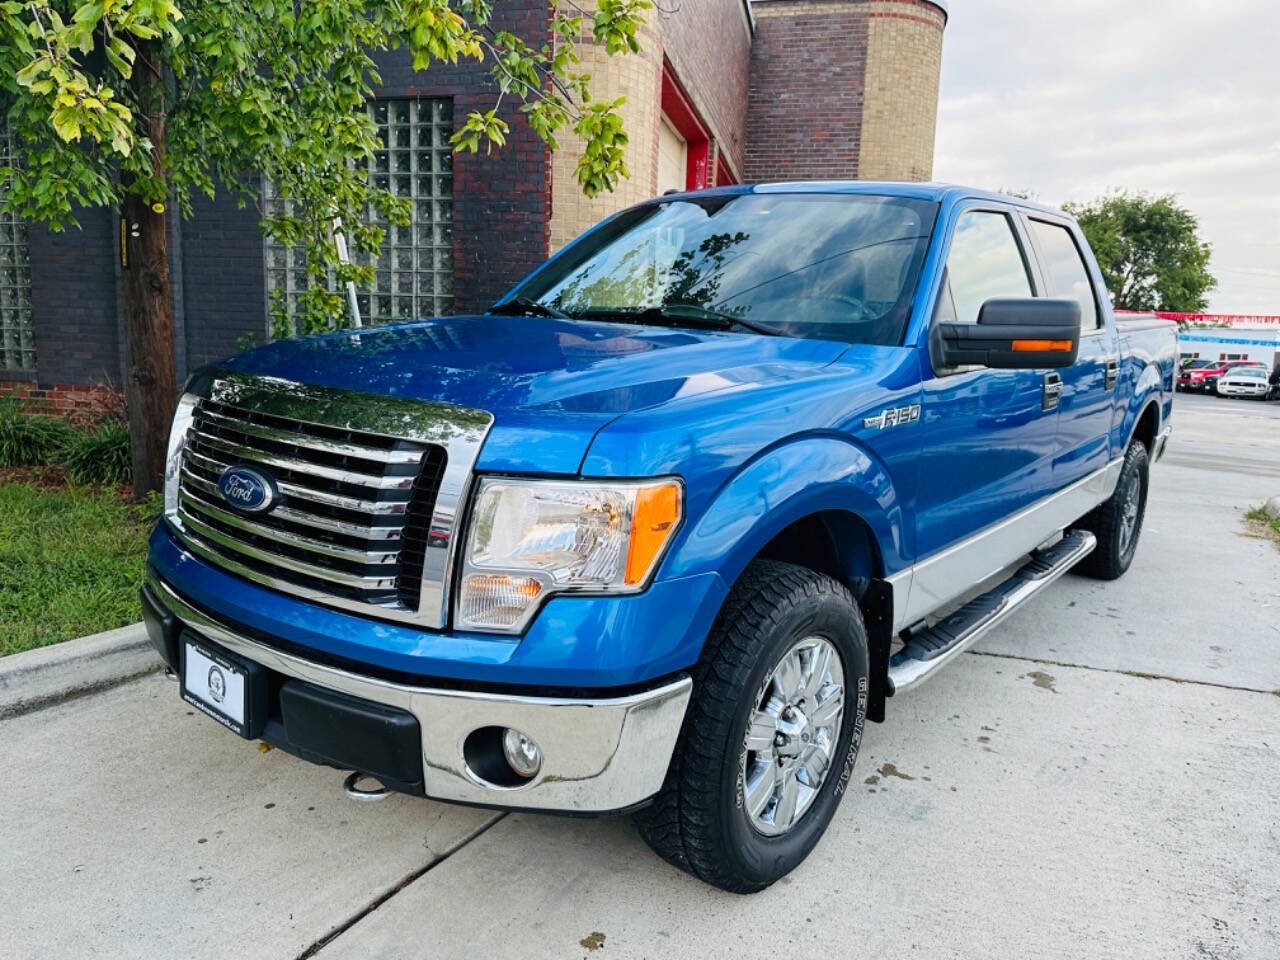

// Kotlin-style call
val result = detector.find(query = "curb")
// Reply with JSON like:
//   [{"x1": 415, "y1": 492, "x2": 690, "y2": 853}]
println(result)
[{"x1": 0, "y1": 622, "x2": 163, "y2": 721}]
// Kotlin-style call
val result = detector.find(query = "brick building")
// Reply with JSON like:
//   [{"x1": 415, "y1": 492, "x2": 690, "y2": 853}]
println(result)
[{"x1": 0, "y1": 0, "x2": 947, "y2": 402}]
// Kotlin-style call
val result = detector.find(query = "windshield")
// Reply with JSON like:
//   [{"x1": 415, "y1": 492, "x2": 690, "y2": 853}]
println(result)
[
  {"x1": 1230, "y1": 366, "x2": 1266, "y2": 378},
  {"x1": 1184, "y1": 359, "x2": 1213, "y2": 369},
  {"x1": 503, "y1": 193, "x2": 940, "y2": 346}
]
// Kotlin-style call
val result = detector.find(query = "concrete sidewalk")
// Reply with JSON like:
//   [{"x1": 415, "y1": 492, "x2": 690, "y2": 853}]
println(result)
[
  {"x1": 1, "y1": 675, "x2": 497, "y2": 960},
  {"x1": 317, "y1": 658, "x2": 1280, "y2": 960},
  {"x1": 3, "y1": 395, "x2": 1278, "y2": 960}
]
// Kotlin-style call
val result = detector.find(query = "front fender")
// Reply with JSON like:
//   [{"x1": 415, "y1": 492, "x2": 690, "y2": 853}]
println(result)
[{"x1": 662, "y1": 434, "x2": 906, "y2": 590}]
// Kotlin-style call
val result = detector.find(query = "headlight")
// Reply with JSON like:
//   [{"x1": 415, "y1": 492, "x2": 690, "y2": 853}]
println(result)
[
  {"x1": 456, "y1": 477, "x2": 683, "y2": 632},
  {"x1": 164, "y1": 393, "x2": 199, "y2": 518}
]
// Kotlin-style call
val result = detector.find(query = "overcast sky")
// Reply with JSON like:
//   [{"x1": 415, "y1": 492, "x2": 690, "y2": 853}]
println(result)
[{"x1": 933, "y1": 0, "x2": 1280, "y2": 314}]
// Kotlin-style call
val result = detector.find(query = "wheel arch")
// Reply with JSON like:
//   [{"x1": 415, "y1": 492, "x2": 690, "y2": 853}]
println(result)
[
  {"x1": 662, "y1": 434, "x2": 905, "y2": 725},
  {"x1": 1128, "y1": 397, "x2": 1161, "y2": 454},
  {"x1": 1117, "y1": 354, "x2": 1166, "y2": 457},
  {"x1": 751, "y1": 509, "x2": 895, "y2": 725},
  {"x1": 755, "y1": 509, "x2": 883, "y2": 598},
  {"x1": 662, "y1": 434, "x2": 906, "y2": 592}
]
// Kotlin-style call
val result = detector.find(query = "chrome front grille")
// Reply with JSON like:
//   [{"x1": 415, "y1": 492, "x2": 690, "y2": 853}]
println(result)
[{"x1": 168, "y1": 372, "x2": 493, "y2": 627}]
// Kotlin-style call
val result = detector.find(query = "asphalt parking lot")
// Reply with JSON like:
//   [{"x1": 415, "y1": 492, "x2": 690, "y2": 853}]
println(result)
[{"x1": 4, "y1": 392, "x2": 1278, "y2": 960}]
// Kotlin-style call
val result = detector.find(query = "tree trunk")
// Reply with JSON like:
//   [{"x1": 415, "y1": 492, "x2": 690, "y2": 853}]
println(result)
[{"x1": 121, "y1": 42, "x2": 177, "y2": 501}]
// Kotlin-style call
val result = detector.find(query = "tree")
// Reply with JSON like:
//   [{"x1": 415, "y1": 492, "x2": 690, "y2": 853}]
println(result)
[
  {"x1": 0, "y1": 0, "x2": 651, "y2": 498},
  {"x1": 1063, "y1": 191, "x2": 1216, "y2": 313}
]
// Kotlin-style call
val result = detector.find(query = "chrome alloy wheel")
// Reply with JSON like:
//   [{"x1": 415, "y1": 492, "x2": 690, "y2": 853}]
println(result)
[
  {"x1": 1118, "y1": 472, "x2": 1142, "y2": 555},
  {"x1": 740, "y1": 636, "x2": 845, "y2": 837}
]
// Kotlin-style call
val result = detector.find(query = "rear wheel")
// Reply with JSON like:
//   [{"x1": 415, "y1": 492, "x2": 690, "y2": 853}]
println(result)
[
  {"x1": 1072, "y1": 440, "x2": 1150, "y2": 580},
  {"x1": 634, "y1": 559, "x2": 869, "y2": 893}
]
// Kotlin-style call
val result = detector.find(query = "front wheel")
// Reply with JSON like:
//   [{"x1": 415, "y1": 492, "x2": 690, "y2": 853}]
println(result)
[
  {"x1": 1072, "y1": 440, "x2": 1150, "y2": 580},
  {"x1": 634, "y1": 559, "x2": 869, "y2": 893}
]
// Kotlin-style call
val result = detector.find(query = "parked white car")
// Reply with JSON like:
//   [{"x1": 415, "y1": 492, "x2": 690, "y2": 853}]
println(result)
[{"x1": 1216, "y1": 365, "x2": 1271, "y2": 399}]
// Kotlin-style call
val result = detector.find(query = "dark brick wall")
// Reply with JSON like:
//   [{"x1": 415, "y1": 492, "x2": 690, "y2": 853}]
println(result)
[
  {"x1": 371, "y1": 0, "x2": 551, "y2": 315},
  {"x1": 181, "y1": 183, "x2": 269, "y2": 369},
  {"x1": 17, "y1": 2, "x2": 551, "y2": 391},
  {"x1": 27, "y1": 208, "x2": 122, "y2": 388},
  {"x1": 744, "y1": 0, "x2": 870, "y2": 182},
  {"x1": 660, "y1": 0, "x2": 753, "y2": 179}
]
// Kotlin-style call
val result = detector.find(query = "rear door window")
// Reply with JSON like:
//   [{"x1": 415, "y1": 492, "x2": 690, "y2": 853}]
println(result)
[
  {"x1": 943, "y1": 211, "x2": 1033, "y2": 324},
  {"x1": 1030, "y1": 220, "x2": 1101, "y2": 330}
]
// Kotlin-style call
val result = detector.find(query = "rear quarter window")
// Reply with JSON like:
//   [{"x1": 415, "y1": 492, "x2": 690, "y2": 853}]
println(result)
[{"x1": 1029, "y1": 220, "x2": 1101, "y2": 330}]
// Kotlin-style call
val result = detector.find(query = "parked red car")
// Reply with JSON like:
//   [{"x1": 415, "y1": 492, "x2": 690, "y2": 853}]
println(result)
[
  {"x1": 1177, "y1": 359, "x2": 1217, "y2": 392},
  {"x1": 1180, "y1": 359, "x2": 1268, "y2": 394}
]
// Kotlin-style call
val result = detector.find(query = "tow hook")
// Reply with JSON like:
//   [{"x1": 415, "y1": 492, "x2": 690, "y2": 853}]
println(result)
[{"x1": 342, "y1": 771, "x2": 390, "y2": 802}]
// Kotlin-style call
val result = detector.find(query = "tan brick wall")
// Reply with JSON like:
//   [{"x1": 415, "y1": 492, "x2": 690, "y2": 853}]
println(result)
[
  {"x1": 858, "y1": 0, "x2": 946, "y2": 181},
  {"x1": 548, "y1": 5, "x2": 663, "y2": 252}
]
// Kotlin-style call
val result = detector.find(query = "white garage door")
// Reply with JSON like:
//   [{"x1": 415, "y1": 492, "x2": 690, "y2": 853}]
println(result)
[{"x1": 657, "y1": 115, "x2": 687, "y2": 195}]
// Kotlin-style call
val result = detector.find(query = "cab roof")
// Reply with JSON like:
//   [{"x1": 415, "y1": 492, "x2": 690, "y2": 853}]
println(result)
[{"x1": 657, "y1": 180, "x2": 1070, "y2": 219}]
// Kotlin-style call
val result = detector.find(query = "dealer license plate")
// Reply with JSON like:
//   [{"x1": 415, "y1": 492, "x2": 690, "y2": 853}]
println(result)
[{"x1": 182, "y1": 639, "x2": 249, "y2": 736}]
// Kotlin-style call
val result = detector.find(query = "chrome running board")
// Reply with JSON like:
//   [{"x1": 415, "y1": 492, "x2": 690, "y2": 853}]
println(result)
[{"x1": 886, "y1": 530, "x2": 1096, "y2": 696}]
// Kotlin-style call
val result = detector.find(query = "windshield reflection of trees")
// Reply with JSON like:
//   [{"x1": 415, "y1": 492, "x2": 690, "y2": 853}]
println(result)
[
  {"x1": 533, "y1": 196, "x2": 935, "y2": 344},
  {"x1": 550, "y1": 230, "x2": 753, "y2": 316}
]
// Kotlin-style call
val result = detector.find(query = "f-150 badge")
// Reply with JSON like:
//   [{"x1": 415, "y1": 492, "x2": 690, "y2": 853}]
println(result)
[{"x1": 863, "y1": 404, "x2": 921, "y2": 430}]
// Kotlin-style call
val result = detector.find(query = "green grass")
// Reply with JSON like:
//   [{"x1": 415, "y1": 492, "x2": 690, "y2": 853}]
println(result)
[
  {"x1": 0, "y1": 481, "x2": 160, "y2": 656},
  {"x1": 1245, "y1": 506, "x2": 1280, "y2": 529},
  {"x1": 1245, "y1": 506, "x2": 1280, "y2": 547}
]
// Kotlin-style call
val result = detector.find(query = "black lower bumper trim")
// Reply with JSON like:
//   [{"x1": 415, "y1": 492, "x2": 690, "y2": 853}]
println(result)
[
  {"x1": 140, "y1": 584, "x2": 180, "y2": 671},
  {"x1": 271, "y1": 679, "x2": 425, "y2": 796}
]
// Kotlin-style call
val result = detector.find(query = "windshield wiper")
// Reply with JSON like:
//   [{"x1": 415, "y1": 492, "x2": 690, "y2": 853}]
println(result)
[
  {"x1": 584, "y1": 303, "x2": 783, "y2": 337},
  {"x1": 488, "y1": 297, "x2": 570, "y2": 319}
]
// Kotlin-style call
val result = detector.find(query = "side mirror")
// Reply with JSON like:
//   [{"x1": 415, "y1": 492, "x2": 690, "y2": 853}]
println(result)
[{"x1": 935, "y1": 298, "x2": 1082, "y2": 370}]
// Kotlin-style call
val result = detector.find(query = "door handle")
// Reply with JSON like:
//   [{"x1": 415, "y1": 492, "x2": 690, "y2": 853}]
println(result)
[
  {"x1": 1042, "y1": 372, "x2": 1063, "y2": 411},
  {"x1": 1104, "y1": 358, "x2": 1119, "y2": 390}
]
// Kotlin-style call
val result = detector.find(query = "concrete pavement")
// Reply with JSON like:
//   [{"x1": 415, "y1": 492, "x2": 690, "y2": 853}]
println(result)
[
  {"x1": 3, "y1": 392, "x2": 1278, "y2": 960},
  {"x1": 319, "y1": 661, "x2": 1279, "y2": 960},
  {"x1": 1, "y1": 677, "x2": 497, "y2": 960},
  {"x1": 982, "y1": 392, "x2": 1280, "y2": 692}
]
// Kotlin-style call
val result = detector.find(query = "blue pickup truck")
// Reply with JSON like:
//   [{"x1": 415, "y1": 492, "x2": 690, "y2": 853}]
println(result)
[{"x1": 143, "y1": 182, "x2": 1176, "y2": 892}]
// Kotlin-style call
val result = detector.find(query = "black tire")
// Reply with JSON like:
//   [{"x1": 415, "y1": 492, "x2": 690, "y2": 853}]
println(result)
[
  {"x1": 633, "y1": 559, "x2": 870, "y2": 893},
  {"x1": 1072, "y1": 440, "x2": 1150, "y2": 580}
]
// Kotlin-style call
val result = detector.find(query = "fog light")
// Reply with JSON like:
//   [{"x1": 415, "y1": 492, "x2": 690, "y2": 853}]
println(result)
[{"x1": 502, "y1": 728, "x2": 542, "y2": 779}]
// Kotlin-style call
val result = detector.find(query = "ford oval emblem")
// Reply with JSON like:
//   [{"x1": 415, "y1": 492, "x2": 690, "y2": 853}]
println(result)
[{"x1": 217, "y1": 465, "x2": 277, "y2": 514}]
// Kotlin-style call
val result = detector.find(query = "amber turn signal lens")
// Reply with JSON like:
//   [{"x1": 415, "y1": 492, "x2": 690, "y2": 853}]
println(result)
[
  {"x1": 624, "y1": 482, "x2": 682, "y2": 586},
  {"x1": 1011, "y1": 339, "x2": 1073, "y2": 352}
]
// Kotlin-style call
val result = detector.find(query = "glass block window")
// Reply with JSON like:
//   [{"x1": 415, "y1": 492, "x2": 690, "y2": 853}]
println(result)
[
  {"x1": 0, "y1": 122, "x2": 34, "y2": 370},
  {"x1": 264, "y1": 98, "x2": 454, "y2": 329}
]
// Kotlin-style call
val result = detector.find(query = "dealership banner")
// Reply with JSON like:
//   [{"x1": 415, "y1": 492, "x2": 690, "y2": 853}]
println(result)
[{"x1": 1116, "y1": 310, "x2": 1280, "y2": 327}]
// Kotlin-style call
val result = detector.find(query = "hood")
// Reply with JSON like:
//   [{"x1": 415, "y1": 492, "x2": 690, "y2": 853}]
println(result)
[{"x1": 213, "y1": 315, "x2": 848, "y2": 472}]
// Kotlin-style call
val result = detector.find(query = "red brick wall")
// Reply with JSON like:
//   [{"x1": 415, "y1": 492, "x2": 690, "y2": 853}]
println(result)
[
  {"x1": 660, "y1": 0, "x2": 754, "y2": 179},
  {"x1": 744, "y1": 1, "x2": 870, "y2": 182},
  {"x1": 3, "y1": 381, "x2": 125, "y2": 425}
]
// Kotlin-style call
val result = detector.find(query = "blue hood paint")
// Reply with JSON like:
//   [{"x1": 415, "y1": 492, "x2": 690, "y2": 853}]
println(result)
[{"x1": 214, "y1": 314, "x2": 849, "y2": 473}]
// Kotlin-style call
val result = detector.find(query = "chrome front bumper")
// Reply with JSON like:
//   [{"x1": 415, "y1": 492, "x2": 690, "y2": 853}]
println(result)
[{"x1": 148, "y1": 576, "x2": 691, "y2": 813}]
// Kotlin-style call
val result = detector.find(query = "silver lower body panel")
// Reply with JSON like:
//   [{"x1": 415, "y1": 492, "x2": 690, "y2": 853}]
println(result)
[
  {"x1": 148, "y1": 575, "x2": 691, "y2": 813},
  {"x1": 887, "y1": 457, "x2": 1124, "y2": 633}
]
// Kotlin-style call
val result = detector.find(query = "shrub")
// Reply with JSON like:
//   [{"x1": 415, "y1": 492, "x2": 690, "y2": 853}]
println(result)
[
  {"x1": 0, "y1": 392, "x2": 75, "y2": 467},
  {"x1": 59, "y1": 420, "x2": 133, "y2": 486}
]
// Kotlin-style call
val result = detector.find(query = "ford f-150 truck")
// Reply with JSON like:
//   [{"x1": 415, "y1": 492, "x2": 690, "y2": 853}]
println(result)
[{"x1": 143, "y1": 182, "x2": 1176, "y2": 892}]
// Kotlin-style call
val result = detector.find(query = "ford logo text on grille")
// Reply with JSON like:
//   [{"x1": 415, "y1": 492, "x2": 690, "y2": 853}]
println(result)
[{"x1": 217, "y1": 466, "x2": 277, "y2": 514}]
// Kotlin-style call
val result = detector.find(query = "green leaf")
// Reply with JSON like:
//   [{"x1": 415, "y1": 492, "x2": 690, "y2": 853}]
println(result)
[
  {"x1": 15, "y1": 59, "x2": 49, "y2": 89},
  {"x1": 51, "y1": 112, "x2": 82, "y2": 143}
]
